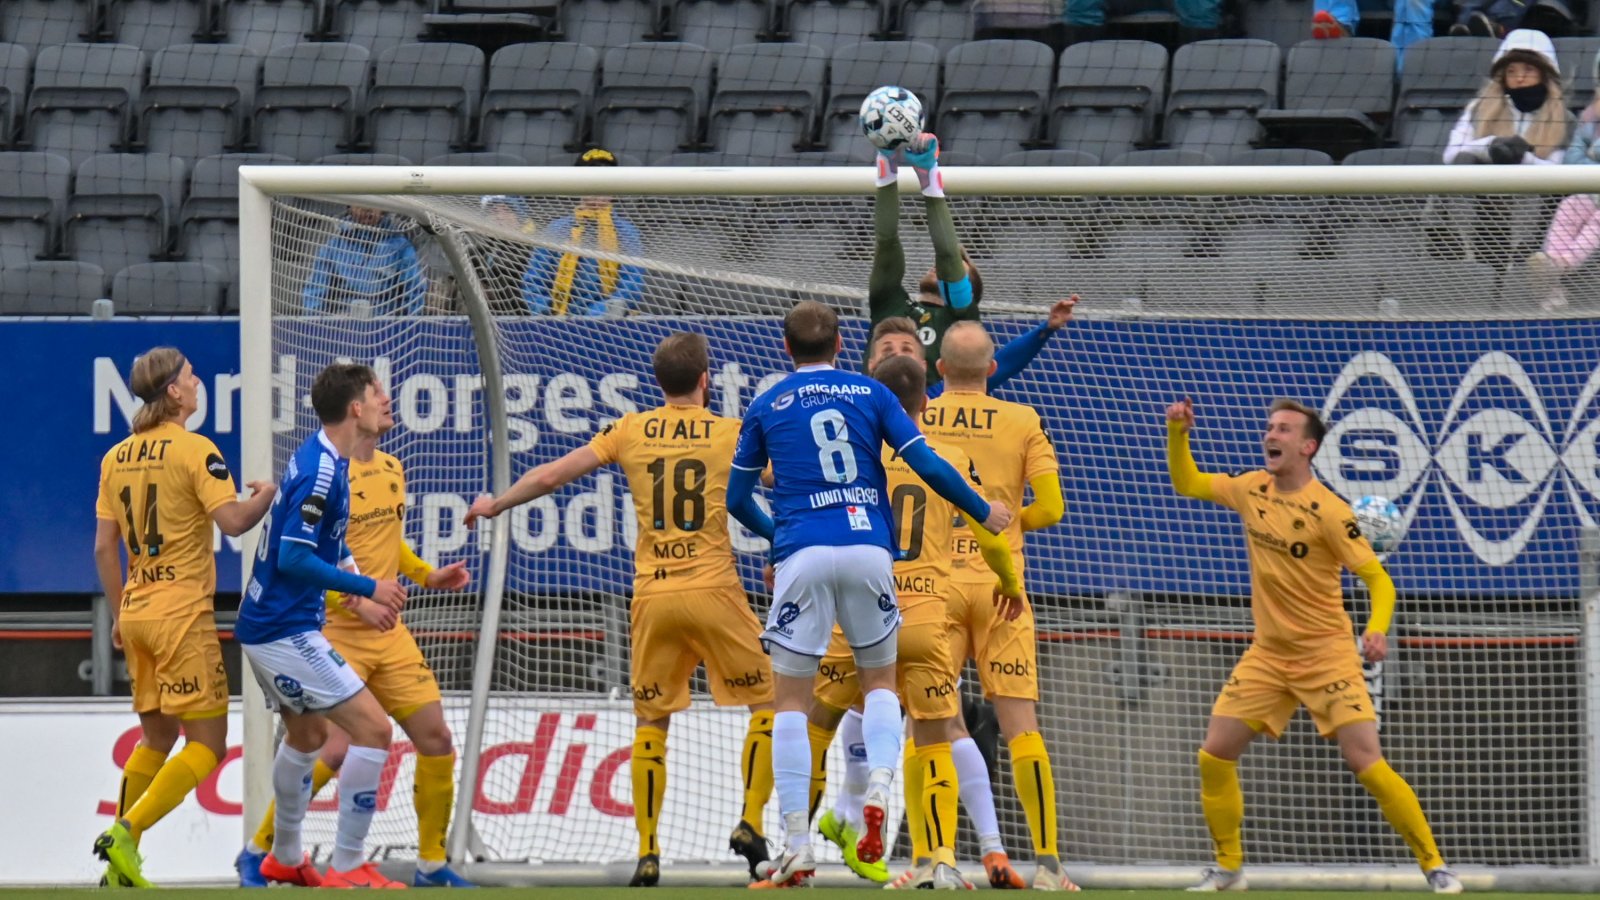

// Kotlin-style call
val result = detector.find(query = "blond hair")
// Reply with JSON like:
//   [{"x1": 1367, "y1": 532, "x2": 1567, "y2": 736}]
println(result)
[
  {"x1": 1472, "y1": 62, "x2": 1570, "y2": 158},
  {"x1": 939, "y1": 321, "x2": 994, "y2": 382},
  {"x1": 130, "y1": 347, "x2": 187, "y2": 433}
]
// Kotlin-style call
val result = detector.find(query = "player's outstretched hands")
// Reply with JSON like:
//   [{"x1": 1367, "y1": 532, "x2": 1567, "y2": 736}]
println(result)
[
  {"x1": 904, "y1": 132, "x2": 939, "y2": 170},
  {"x1": 352, "y1": 596, "x2": 398, "y2": 632},
  {"x1": 1361, "y1": 630, "x2": 1388, "y2": 663},
  {"x1": 426, "y1": 561, "x2": 471, "y2": 591},
  {"x1": 463, "y1": 494, "x2": 498, "y2": 530},
  {"x1": 1167, "y1": 397, "x2": 1195, "y2": 433},
  {"x1": 980, "y1": 500, "x2": 1012, "y2": 535},
  {"x1": 1046, "y1": 295, "x2": 1078, "y2": 331},
  {"x1": 370, "y1": 578, "x2": 407, "y2": 612},
  {"x1": 993, "y1": 583, "x2": 1025, "y2": 622}
]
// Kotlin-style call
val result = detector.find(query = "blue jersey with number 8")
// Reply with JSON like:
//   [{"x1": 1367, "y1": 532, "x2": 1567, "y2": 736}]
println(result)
[{"x1": 732, "y1": 364, "x2": 926, "y2": 562}]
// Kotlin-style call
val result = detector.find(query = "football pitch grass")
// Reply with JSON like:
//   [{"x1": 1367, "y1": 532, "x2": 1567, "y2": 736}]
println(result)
[{"x1": 0, "y1": 890, "x2": 1583, "y2": 898}]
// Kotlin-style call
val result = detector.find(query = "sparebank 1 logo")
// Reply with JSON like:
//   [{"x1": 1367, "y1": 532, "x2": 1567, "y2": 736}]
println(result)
[{"x1": 1316, "y1": 351, "x2": 1571, "y2": 566}]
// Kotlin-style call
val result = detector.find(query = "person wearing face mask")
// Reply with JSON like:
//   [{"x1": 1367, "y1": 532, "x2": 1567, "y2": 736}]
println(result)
[
  {"x1": 1443, "y1": 29, "x2": 1573, "y2": 166},
  {"x1": 1526, "y1": 49, "x2": 1600, "y2": 312}
]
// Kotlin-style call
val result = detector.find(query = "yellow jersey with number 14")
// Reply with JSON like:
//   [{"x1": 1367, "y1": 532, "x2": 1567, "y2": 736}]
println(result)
[{"x1": 588, "y1": 403, "x2": 742, "y2": 597}]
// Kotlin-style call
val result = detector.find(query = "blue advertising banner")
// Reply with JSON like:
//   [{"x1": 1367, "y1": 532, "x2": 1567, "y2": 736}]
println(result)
[{"x1": 7, "y1": 316, "x2": 1597, "y2": 599}]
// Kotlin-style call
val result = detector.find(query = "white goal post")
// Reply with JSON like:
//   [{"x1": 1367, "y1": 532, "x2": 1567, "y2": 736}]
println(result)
[{"x1": 239, "y1": 164, "x2": 1600, "y2": 890}]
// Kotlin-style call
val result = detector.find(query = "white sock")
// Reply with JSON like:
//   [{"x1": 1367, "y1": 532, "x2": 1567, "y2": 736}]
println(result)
[
  {"x1": 861, "y1": 689, "x2": 902, "y2": 782},
  {"x1": 416, "y1": 859, "x2": 444, "y2": 874},
  {"x1": 270, "y1": 742, "x2": 319, "y2": 864},
  {"x1": 952, "y1": 737, "x2": 1004, "y2": 855},
  {"x1": 834, "y1": 709, "x2": 869, "y2": 829},
  {"x1": 331, "y1": 745, "x2": 387, "y2": 872},
  {"x1": 772, "y1": 710, "x2": 812, "y2": 846}
]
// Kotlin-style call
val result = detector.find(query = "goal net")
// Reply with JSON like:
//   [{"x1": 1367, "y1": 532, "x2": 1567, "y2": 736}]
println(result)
[{"x1": 240, "y1": 165, "x2": 1600, "y2": 885}]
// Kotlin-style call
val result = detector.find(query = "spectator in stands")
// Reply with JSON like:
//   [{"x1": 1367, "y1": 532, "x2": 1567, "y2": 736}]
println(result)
[
  {"x1": 1311, "y1": 0, "x2": 1431, "y2": 66},
  {"x1": 302, "y1": 206, "x2": 428, "y2": 316},
  {"x1": 1443, "y1": 29, "x2": 1572, "y2": 165},
  {"x1": 1061, "y1": 0, "x2": 1221, "y2": 45},
  {"x1": 477, "y1": 195, "x2": 536, "y2": 315},
  {"x1": 1527, "y1": 48, "x2": 1600, "y2": 311},
  {"x1": 522, "y1": 149, "x2": 645, "y2": 317},
  {"x1": 1449, "y1": 0, "x2": 1576, "y2": 40}
]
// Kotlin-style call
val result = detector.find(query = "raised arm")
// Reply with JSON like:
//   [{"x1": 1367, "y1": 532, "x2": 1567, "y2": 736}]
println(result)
[
  {"x1": 464, "y1": 446, "x2": 604, "y2": 528},
  {"x1": 868, "y1": 167, "x2": 906, "y2": 316},
  {"x1": 1166, "y1": 397, "x2": 1216, "y2": 502},
  {"x1": 988, "y1": 297, "x2": 1076, "y2": 393}
]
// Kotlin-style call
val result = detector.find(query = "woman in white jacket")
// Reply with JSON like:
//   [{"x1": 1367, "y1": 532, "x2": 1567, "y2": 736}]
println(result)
[{"x1": 1443, "y1": 29, "x2": 1572, "y2": 165}]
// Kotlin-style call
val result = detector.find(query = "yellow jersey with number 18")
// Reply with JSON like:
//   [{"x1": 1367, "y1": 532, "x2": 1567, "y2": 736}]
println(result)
[{"x1": 588, "y1": 404, "x2": 742, "y2": 597}]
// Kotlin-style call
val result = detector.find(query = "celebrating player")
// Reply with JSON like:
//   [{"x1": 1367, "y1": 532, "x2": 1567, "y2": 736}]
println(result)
[
  {"x1": 870, "y1": 129, "x2": 979, "y2": 382},
  {"x1": 725, "y1": 300, "x2": 1010, "y2": 887},
  {"x1": 236, "y1": 430, "x2": 473, "y2": 887},
  {"x1": 91, "y1": 348, "x2": 275, "y2": 889},
  {"x1": 234, "y1": 363, "x2": 411, "y2": 889},
  {"x1": 921, "y1": 321, "x2": 1073, "y2": 891},
  {"x1": 1165, "y1": 397, "x2": 1461, "y2": 894},
  {"x1": 464, "y1": 332, "x2": 777, "y2": 886}
]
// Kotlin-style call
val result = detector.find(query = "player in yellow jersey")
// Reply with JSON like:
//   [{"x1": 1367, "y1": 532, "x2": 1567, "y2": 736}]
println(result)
[
  {"x1": 775, "y1": 355, "x2": 1023, "y2": 891},
  {"x1": 464, "y1": 332, "x2": 776, "y2": 886},
  {"x1": 91, "y1": 347, "x2": 276, "y2": 888},
  {"x1": 922, "y1": 321, "x2": 1074, "y2": 891},
  {"x1": 235, "y1": 424, "x2": 473, "y2": 887},
  {"x1": 1166, "y1": 397, "x2": 1461, "y2": 894}
]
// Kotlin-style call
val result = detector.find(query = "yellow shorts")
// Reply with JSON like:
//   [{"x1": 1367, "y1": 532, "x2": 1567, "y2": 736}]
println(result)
[
  {"x1": 813, "y1": 599, "x2": 959, "y2": 721},
  {"x1": 947, "y1": 580, "x2": 1038, "y2": 701},
  {"x1": 121, "y1": 610, "x2": 228, "y2": 718},
  {"x1": 630, "y1": 586, "x2": 774, "y2": 720},
  {"x1": 324, "y1": 621, "x2": 441, "y2": 720},
  {"x1": 1212, "y1": 643, "x2": 1375, "y2": 739}
]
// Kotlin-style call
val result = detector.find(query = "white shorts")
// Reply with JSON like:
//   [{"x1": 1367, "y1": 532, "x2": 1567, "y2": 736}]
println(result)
[
  {"x1": 766, "y1": 544, "x2": 900, "y2": 673},
  {"x1": 242, "y1": 630, "x2": 366, "y2": 714}
]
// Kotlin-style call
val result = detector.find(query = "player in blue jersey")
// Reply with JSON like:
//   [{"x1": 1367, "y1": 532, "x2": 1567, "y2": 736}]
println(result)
[
  {"x1": 235, "y1": 363, "x2": 410, "y2": 890},
  {"x1": 726, "y1": 300, "x2": 1012, "y2": 886}
]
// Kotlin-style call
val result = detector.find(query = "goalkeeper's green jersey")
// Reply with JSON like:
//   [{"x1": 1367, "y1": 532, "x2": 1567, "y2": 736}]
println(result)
[{"x1": 868, "y1": 282, "x2": 980, "y2": 382}]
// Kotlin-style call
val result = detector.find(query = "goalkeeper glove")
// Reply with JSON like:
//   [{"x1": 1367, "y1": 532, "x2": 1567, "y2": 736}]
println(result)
[
  {"x1": 875, "y1": 147, "x2": 898, "y2": 189},
  {"x1": 904, "y1": 133, "x2": 944, "y2": 198}
]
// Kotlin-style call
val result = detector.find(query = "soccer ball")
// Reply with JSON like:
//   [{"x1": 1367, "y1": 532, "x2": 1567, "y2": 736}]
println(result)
[
  {"x1": 859, "y1": 86, "x2": 923, "y2": 151},
  {"x1": 1351, "y1": 495, "x2": 1403, "y2": 554}
]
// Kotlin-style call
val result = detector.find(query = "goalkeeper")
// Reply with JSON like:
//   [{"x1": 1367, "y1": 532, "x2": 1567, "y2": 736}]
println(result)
[{"x1": 870, "y1": 130, "x2": 980, "y2": 382}]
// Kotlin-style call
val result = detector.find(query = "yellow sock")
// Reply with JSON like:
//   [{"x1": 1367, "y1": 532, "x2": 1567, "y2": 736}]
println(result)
[
  {"x1": 252, "y1": 757, "x2": 337, "y2": 852},
  {"x1": 739, "y1": 711, "x2": 774, "y2": 832},
  {"x1": 806, "y1": 722, "x2": 834, "y2": 820},
  {"x1": 632, "y1": 727, "x2": 668, "y2": 857},
  {"x1": 123, "y1": 742, "x2": 218, "y2": 840},
  {"x1": 1008, "y1": 732, "x2": 1057, "y2": 859},
  {"x1": 116, "y1": 744, "x2": 168, "y2": 829},
  {"x1": 916, "y1": 740, "x2": 959, "y2": 866},
  {"x1": 1357, "y1": 758, "x2": 1445, "y2": 871},
  {"x1": 414, "y1": 752, "x2": 456, "y2": 863},
  {"x1": 1198, "y1": 749, "x2": 1244, "y2": 871},
  {"x1": 903, "y1": 737, "x2": 929, "y2": 862}
]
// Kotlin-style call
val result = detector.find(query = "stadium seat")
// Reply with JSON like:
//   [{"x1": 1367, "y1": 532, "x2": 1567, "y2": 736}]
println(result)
[
  {"x1": 1393, "y1": 36, "x2": 1497, "y2": 152},
  {"x1": 362, "y1": 42, "x2": 484, "y2": 164},
  {"x1": 559, "y1": 0, "x2": 661, "y2": 48},
  {"x1": 1227, "y1": 148, "x2": 1333, "y2": 165},
  {"x1": 709, "y1": 42, "x2": 825, "y2": 163},
  {"x1": 215, "y1": 0, "x2": 325, "y2": 55},
  {"x1": 998, "y1": 148, "x2": 1100, "y2": 165},
  {"x1": 1554, "y1": 36, "x2": 1600, "y2": 114},
  {"x1": 791, "y1": 150, "x2": 855, "y2": 164},
  {"x1": 653, "y1": 150, "x2": 751, "y2": 164},
  {"x1": 330, "y1": 0, "x2": 433, "y2": 60},
  {"x1": 1257, "y1": 38, "x2": 1395, "y2": 158},
  {"x1": 0, "y1": 151, "x2": 70, "y2": 267},
  {"x1": 0, "y1": 43, "x2": 27, "y2": 148},
  {"x1": 938, "y1": 40, "x2": 1052, "y2": 164},
  {"x1": 65, "y1": 152, "x2": 185, "y2": 278},
  {"x1": 1110, "y1": 148, "x2": 1216, "y2": 165},
  {"x1": 0, "y1": 259, "x2": 105, "y2": 313},
  {"x1": 669, "y1": 0, "x2": 771, "y2": 47},
  {"x1": 253, "y1": 42, "x2": 370, "y2": 162},
  {"x1": 426, "y1": 151, "x2": 528, "y2": 165},
  {"x1": 106, "y1": 0, "x2": 213, "y2": 52},
  {"x1": 1164, "y1": 39, "x2": 1280, "y2": 157},
  {"x1": 138, "y1": 44, "x2": 259, "y2": 161},
  {"x1": 481, "y1": 42, "x2": 598, "y2": 164},
  {"x1": 822, "y1": 40, "x2": 939, "y2": 159},
  {"x1": 0, "y1": 0, "x2": 97, "y2": 51},
  {"x1": 1341, "y1": 146, "x2": 1441, "y2": 164},
  {"x1": 781, "y1": 0, "x2": 884, "y2": 46},
  {"x1": 181, "y1": 152, "x2": 291, "y2": 287},
  {"x1": 112, "y1": 261, "x2": 227, "y2": 314},
  {"x1": 1376, "y1": 259, "x2": 1499, "y2": 315},
  {"x1": 594, "y1": 42, "x2": 713, "y2": 162},
  {"x1": 1051, "y1": 40, "x2": 1167, "y2": 162},
  {"x1": 25, "y1": 43, "x2": 144, "y2": 169},
  {"x1": 314, "y1": 152, "x2": 413, "y2": 165},
  {"x1": 1255, "y1": 258, "x2": 1378, "y2": 306},
  {"x1": 897, "y1": 0, "x2": 974, "y2": 54}
]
